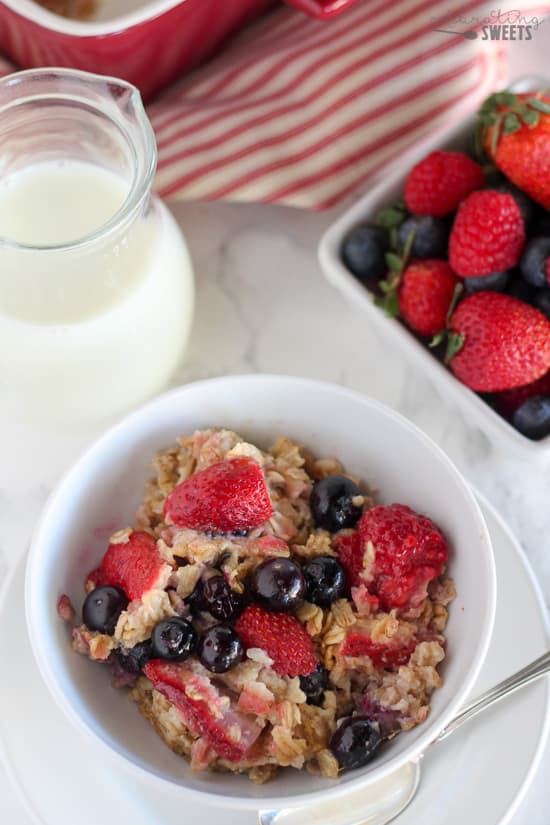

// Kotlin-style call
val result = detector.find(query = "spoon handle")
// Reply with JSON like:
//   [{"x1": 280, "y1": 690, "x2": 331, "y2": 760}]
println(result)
[{"x1": 435, "y1": 650, "x2": 550, "y2": 743}]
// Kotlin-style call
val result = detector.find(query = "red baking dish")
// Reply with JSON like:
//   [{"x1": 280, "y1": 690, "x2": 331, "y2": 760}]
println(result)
[{"x1": 0, "y1": 0, "x2": 358, "y2": 99}]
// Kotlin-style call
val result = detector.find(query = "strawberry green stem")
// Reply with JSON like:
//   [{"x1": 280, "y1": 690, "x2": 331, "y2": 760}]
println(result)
[{"x1": 375, "y1": 229, "x2": 416, "y2": 317}]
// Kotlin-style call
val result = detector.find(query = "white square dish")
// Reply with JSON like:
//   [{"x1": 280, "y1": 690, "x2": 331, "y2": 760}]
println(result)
[{"x1": 318, "y1": 77, "x2": 550, "y2": 459}]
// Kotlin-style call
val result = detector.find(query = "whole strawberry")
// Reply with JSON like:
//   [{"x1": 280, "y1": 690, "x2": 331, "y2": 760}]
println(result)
[
  {"x1": 404, "y1": 150, "x2": 485, "y2": 217},
  {"x1": 480, "y1": 91, "x2": 550, "y2": 210},
  {"x1": 235, "y1": 605, "x2": 317, "y2": 677},
  {"x1": 398, "y1": 259, "x2": 460, "y2": 337},
  {"x1": 164, "y1": 457, "x2": 273, "y2": 533},
  {"x1": 448, "y1": 292, "x2": 550, "y2": 391},
  {"x1": 449, "y1": 190, "x2": 525, "y2": 277}
]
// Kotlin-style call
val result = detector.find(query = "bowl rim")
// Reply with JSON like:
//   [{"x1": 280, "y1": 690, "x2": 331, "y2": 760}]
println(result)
[{"x1": 25, "y1": 374, "x2": 496, "y2": 810}]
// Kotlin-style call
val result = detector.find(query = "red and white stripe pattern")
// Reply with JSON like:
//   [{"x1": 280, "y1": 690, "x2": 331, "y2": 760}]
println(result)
[
  {"x1": 1, "y1": 2, "x2": 547, "y2": 209},
  {"x1": 149, "y1": 0, "x2": 507, "y2": 208}
]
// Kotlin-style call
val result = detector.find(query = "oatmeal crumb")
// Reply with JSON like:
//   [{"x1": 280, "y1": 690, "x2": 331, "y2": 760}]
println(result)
[
  {"x1": 89, "y1": 634, "x2": 115, "y2": 660},
  {"x1": 249, "y1": 765, "x2": 278, "y2": 784},
  {"x1": 331, "y1": 599, "x2": 356, "y2": 628},
  {"x1": 109, "y1": 527, "x2": 133, "y2": 544},
  {"x1": 247, "y1": 647, "x2": 274, "y2": 667},
  {"x1": 57, "y1": 594, "x2": 76, "y2": 623},
  {"x1": 317, "y1": 749, "x2": 340, "y2": 778}
]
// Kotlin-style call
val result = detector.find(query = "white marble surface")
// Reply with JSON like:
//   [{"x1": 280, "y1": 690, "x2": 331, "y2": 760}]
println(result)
[{"x1": 1, "y1": 39, "x2": 549, "y2": 825}]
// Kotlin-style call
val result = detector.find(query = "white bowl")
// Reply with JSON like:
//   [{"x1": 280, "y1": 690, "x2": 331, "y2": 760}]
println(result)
[
  {"x1": 318, "y1": 77, "x2": 550, "y2": 460},
  {"x1": 25, "y1": 375, "x2": 496, "y2": 810}
]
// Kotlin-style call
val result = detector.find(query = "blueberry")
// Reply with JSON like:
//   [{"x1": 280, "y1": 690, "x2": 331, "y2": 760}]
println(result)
[
  {"x1": 300, "y1": 663, "x2": 329, "y2": 706},
  {"x1": 464, "y1": 270, "x2": 510, "y2": 294},
  {"x1": 310, "y1": 475, "x2": 363, "y2": 532},
  {"x1": 151, "y1": 617, "x2": 197, "y2": 661},
  {"x1": 512, "y1": 396, "x2": 550, "y2": 440},
  {"x1": 495, "y1": 182, "x2": 536, "y2": 225},
  {"x1": 82, "y1": 585, "x2": 128, "y2": 634},
  {"x1": 205, "y1": 528, "x2": 249, "y2": 539},
  {"x1": 341, "y1": 225, "x2": 387, "y2": 282},
  {"x1": 113, "y1": 640, "x2": 152, "y2": 674},
  {"x1": 534, "y1": 288, "x2": 550, "y2": 319},
  {"x1": 250, "y1": 558, "x2": 305, "y2": 613},
  {"x1": 330, "y1": 716, "x2": 382, "y2": 771},
  {"x1": 193, "y1": 575, "x2": 244, "y2": 621},
  {"x1": 520, "y1": 237, "x2": 550, "y2": 288},
  {"x1": 303, "y1": 556, "x2": 347, "y2": 607},
  {"x1": 198, "y1": 626, "x2": 244, "y2": 673},
  {"x1": 397, "y1": 215, "x2": 448, "y2": 258}
]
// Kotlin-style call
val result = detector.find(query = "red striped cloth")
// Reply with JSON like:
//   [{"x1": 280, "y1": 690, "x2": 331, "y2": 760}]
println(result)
[
  {"x1": 149, "y1": 0, "x2": 508, "y2": 208},
  {"x1": 1, "y1": 2, "x2": 547, "y2": 209}
]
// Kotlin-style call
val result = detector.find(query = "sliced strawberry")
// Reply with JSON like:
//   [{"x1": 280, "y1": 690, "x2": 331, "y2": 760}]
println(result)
[
  {"x1": 235, "y1": 605, "x2": 317, "y2": 678},
  {"x1": 98, "y1": 531, "x2": 167, "y2": 600},
  {"x1": 237, "y1": 682, "x2": 276, "y2": 716},
  {"x1": 253, "y1": 535, "x2": 290, "y2": 555},
  {"x1": 164, "y1": 457, "x2": 273, "y2": 533},
  {"x1": 144, "y1": 660, "x2": 262, "y2": 762},
  {"x1": 334, "y1": 531, "x2": 363, "y2": 587},
  {"x1": 340, "y1": 631, "x2": 415, "y2": 670}
]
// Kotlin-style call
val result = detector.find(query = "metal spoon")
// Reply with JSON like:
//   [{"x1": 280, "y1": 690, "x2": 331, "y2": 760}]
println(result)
[{"x1": 259, "y1": 650, "x2": 550, "y2": 825}]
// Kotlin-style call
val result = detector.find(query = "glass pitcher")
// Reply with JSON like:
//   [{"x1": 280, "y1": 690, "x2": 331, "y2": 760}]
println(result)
[{"x1": 0, "y1": 68, "x2": 194, "y2": 425}]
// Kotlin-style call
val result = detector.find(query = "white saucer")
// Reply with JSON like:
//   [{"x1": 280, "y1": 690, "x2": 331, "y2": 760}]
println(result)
[{"x1": 2, "y1": 497, "x2": 549, "y2": 825}]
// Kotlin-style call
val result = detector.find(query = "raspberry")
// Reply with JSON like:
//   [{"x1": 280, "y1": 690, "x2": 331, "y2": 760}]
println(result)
[
  {"x1": 334, "y1": 506, "x2": 448, "y2": 611},
  {"x1": 333, "y1": 531, "x2": 363, "y2": 587},
  {"x1": 398, "y1": 259, "x2": 460, "y2": 337},
  {"x1": 358, "y1": 504, "x2": 448, "y2": 611},
  {"x1": 235, "y1": 605, "x2": 318, "y2": 677},
  {"x1": 449, "y1": 190, "x2": 525, "y2": 278},
  {"x1": 164, "y1": 457, "x2": 273, "y2": 533},
  {"x1": 404, "y1": 151, "x2": 485, "y2": 217}
]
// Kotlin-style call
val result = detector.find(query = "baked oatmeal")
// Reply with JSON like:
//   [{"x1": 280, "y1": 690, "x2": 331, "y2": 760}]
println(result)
[
  {"x1": 60, "y1": 428, "x2": 455, "y2": 781},
  {"x1": 34, "y1": 0, "x2": 96, "y2": 19}
]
